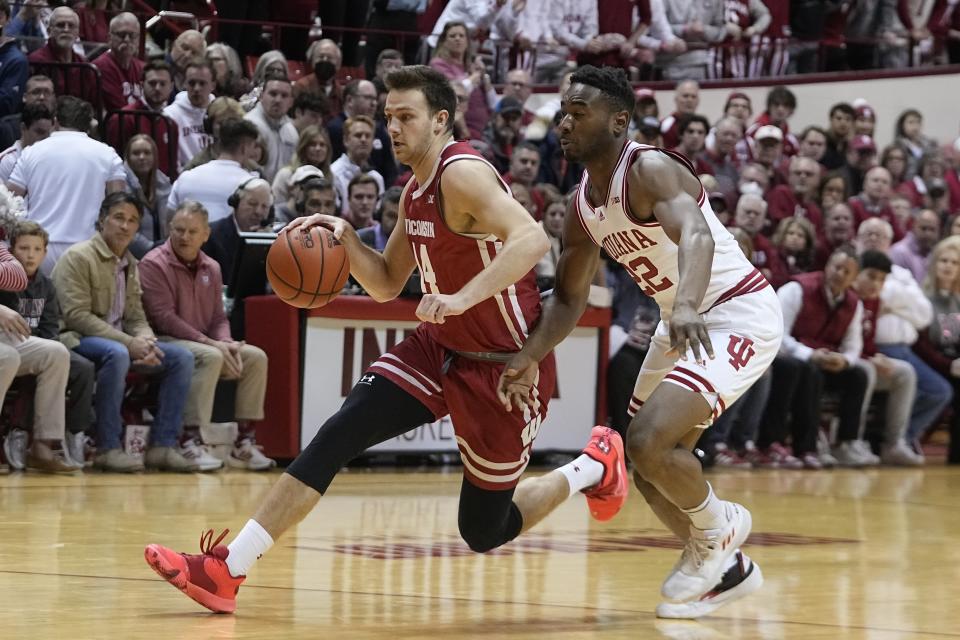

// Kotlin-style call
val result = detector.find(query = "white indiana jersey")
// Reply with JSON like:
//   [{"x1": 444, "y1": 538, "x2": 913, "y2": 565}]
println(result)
[{"x1": 575, "y1": 140, "x2": 764, "y2": 321}]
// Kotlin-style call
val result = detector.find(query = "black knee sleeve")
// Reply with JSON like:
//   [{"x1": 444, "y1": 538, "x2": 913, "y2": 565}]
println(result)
[
  {"x1": 286, "y1": 374, "x2": 435, "y2": 494},
  {"x1": 457, "y1": 477, "x2": 523, "y2": 553}
]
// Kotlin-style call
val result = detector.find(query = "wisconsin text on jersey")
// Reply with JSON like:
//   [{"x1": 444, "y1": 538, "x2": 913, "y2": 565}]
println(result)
[{"x1": 405, "y1": 219, "x2": 436, "y2": 238}]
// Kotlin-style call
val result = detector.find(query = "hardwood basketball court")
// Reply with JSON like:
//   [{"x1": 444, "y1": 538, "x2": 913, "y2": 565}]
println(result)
[{"x1": 1, "y1": 465, "x2": 957, "y2": 639}]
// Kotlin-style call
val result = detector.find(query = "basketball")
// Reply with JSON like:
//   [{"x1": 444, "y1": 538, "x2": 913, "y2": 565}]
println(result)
[{"x1": 266, "y1": 225, "x2": 350, "y2": 309}]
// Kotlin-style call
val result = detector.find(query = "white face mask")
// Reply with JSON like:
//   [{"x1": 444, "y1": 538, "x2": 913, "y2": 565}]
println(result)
[{"x1": 740, "y1": 181, "x2": 763, "y2": 197}]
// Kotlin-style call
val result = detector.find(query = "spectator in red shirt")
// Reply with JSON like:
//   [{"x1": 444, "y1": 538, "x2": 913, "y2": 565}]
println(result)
[
  {"x1": 107, "y1": 60, "x2": 177, "y2": 177},
  {"x1": 849, "y1": 166, "x2": 905, "y2": 241},
  {"x1": 27, "y1": 6, "x2": 96, "y2": 106},
  {"x1": 814, "y1": 202, "x2": 857, "y2": 270},
  {"x1": 659, "y1": 79, "x2": 699, "y2": 148},
  {"x1": 734, "y1": 192, "x2": 788, "y2": 286},
  {"x1": 745, "y1": 86, "x2": 798, "y2": 157},
  {"x1": 751, "y1": 124, "x2": 789, "y2": 187},
  {"x1": 294, "y1": 39, "x2": 343, "y2": 121},
  {"x1": 673, "y1": 113, "x2": 708, "y2": 163},
  {"x1": 697, "y1": 116, "x2": 742, "y2": 206},
  {"x1": 93, "y1": 12, "x2": 145, "y2": 112},
  {"x1": 766, "y1": 156, "x2": 823, "y2": 235},
  {"x1": 899, "y1": 153, "x2": 957, "y2": 213}
]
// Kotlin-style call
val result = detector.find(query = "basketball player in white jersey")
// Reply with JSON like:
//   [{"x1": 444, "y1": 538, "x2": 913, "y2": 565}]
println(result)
[{"x1": 498, "y1": 66, "x2": 783, "y2": 619}]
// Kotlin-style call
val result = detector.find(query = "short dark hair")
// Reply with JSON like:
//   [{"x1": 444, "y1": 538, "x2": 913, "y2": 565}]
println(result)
[
  {"x1": 384, "y1": 65, "x2": 457, "y2": 134},
  {"x1": 292, "y1": 91, "x2": 327, "y2": 115},
  {"x1": 218, "y1": 118, "x2": 260, "y2": 153},
  {"x1": 263, "y1": 69, "x2": 291, "y2": 87},
  {"x1": 96, "y1": 191, "x2": 143, "y2": 231},
  {"x1": 568, "y1": 65, "x2": 635, "y2": 114},
  {"x1": 21, "y1": 102, "x2": 53, "y2": 128},
  {"x1": 859, "y1": 249, "x2": 892, "y2": 273},
  {"x1": 343, "y1": 78, "x2": 367, "y2": 99},
  {"x1": 766, "y1": 86, "x2": 796, "y2": 110},
  {"x1": 55, "y1": 96, "x2": 94, "y2": 131},
  {"x1": 895, "y1": 109, "x2": 923, "y2": 138},
  {"x1": 142, "y1": 59, "x2": 172, "y2": 82},
  {"x1": 830, "y1": 243, "x2": 858, "y2": 263},
  {"x1": 348, "y1": 173, "x2": 379, "y2": 198},
  {"x1": 301, "y1": 176, "x2": 333, "y2": 195},
  {"x1": 679, "y1": 113, "x2": 710, "y2": 136},
  {"x1": 513, "y1": 140, "x2": 540, "y2": 156},
  {"x1": 377, "y1": 49, "x2": 403, "y2": 67},
  {"x1": 829, "y1": 102, "x2": 856, "y2": 119},
  {"x1": 0, "y1": 1, "x2": 11, "y2": 20},
  {"x1": 184, "y1": 58, "x2": 213, "y2": 76},
  {"x1": 381, "y1": 185, "x2": 403, "y2": 206}
]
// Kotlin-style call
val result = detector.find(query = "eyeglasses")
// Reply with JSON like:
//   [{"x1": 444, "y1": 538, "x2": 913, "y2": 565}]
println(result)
[{"x1": 111, "y1": 30, "x2": 138, "y2": 40}]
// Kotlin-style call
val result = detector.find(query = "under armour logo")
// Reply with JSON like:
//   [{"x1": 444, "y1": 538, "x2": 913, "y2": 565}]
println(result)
[
  {"x1": 427, "y1": 194, "x2": 435, "y2": 204},
  {"x1": 727, "y1": 335, "x2": 756, "y2": 371},
  {"x1": 358, "y1": 374, "x2": 376, "y2": 385}
]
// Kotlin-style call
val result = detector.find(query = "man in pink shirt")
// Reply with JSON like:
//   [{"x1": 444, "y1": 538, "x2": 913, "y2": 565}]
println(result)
[
  {"x1": 138, "y1": 200, "x2": 274, "y2": 471},
  {"x1": 92, "y1": 12, "x2": 145, "y2": 112}
]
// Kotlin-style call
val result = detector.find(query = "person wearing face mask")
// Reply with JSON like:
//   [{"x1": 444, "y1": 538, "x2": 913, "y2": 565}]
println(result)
[{"x1": 294, "y1": 39, "x2": 343, "y2": 120}]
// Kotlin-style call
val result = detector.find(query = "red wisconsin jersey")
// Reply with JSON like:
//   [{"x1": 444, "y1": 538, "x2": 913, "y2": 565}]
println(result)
[{"x1": 402, "y1": 141, "x2": 542, "y2": 353}]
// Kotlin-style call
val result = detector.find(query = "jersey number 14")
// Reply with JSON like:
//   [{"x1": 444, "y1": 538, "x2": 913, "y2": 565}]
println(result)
[{"x1": 413, "y1": 243, "x2": 437, "y2": 294}]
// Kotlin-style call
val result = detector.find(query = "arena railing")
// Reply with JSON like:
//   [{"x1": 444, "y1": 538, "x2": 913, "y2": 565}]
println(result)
[
  {"x1": 27, "y1": 61, "x2": 104, "y2": 115},
  {"x1": 102, "y1": 109, "x2": 180, "y2": 181}
]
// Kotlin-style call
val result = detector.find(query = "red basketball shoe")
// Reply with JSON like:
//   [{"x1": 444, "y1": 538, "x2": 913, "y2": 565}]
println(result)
[
  {"x1": 144, "y1": 529, "x2": 245, "y2": 613},
  {"x1": 581, "y1": 426, "x2": 629, "y2": 521}
]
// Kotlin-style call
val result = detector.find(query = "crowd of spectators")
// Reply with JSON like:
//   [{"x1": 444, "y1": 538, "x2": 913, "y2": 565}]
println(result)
[{"x1": 0, "y1": 1, "x2": 957, "y2": 475}]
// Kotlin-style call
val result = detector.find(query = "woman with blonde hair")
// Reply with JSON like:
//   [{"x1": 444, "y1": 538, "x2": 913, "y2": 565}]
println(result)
[
  {"x1": 272, "y1": 125, "x2": 333, "y2": 203},
  {"x1": 913, "y1": 235, "x2": 960, "y2": 464},
  {"x1": 771, "y1": 217, "x2": 817, "y2": 286},
  {"x1": 123, "y1": 134, "x2": 171, "y2": 258}
]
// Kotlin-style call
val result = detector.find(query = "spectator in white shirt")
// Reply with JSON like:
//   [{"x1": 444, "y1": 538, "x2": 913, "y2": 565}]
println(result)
[
  {"x1": 429, "y1": 0, "x2": 518, "y2": 48},
  {"x1": 330, "y1": 115, "x2": 384, "y2": 215},
  {"x1": 0, "y1": 102, "x2": 53, "y2": 182},
  {"x1": 167, "y1": 118, "x2": 259, "y2": 223},
  {"x1": 244, "y1": 72, "x2": 297, "y2": 183},
  {"x1": 7, "y1": 96, "x2": 125, "y2": 273},
  {"x1": 163, "y1": 59, "x2": 215, "y2": 171}
]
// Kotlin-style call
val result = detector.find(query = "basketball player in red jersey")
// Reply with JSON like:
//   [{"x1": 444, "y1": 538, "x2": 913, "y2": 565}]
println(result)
[
  {"x1": 143, "y1": 65, "x2": 629, "y2": 614},
  {"x1": 498, "y1": 66, "x2": 783, "y2": 619}
]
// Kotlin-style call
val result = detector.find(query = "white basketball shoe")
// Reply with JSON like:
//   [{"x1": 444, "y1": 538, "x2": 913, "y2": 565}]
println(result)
[
  {"x1": 661, "y1": 501, "x2": 753, "y2": 603},
  {"x1": 656, "y1": 551, "x2": 763, "y2": 619}
]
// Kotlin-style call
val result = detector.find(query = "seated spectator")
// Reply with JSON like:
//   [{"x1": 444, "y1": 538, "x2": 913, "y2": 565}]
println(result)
[
  {"x1": 0, "y1": 1, "x2": 28, "y2": 119},
  {"x1": 510, "y1": 183, "x2": 538, "y2": 219},
  {"x1": 797, "y1": 126, "x2": 829, "y2": 167},
  {"x1": 107, "y1": 60, "x2": 176, "y2": 176},
  {"x1": 914, "y1": 236, "x2": 960, "y2": 464},
  {"x1": 451, "y1": 81, "x2": 472, "y2": 141},
  {"x1": 240, "y1": 50, "x2": 288, "y2": 110},
  {"x1": 738, "y1": 162, "x2": 770, "y2": 199},
  {"x1": 658, "y1": 5, "x2": 730, "y2": 80},
  {"x1": 889, "y1": 194, "x2": 914, "y2": 232},
  {"x1": 52, "y1": 192, "x2": 213, "y2": 473},
  {"x1": 857, "y1": 217, "x2": 953, "y2": 453},
  {"x1": 852, "y1": 249, "x2": 924, "y2": 465},
  {"x1": 294, "y1": 39, "x2": 343, "y2": 119},
  {"x1": 814, "y1": 202, "x2": 856, "y2": 270},
  {"x1": 771, "y1": 217, "x2": 817, "y2": 286},
  {"x1": 501, "y1": 69, "x2": 535, "y2": 128},
  {"x1": 77, "y1": 0, "x2": 109, "y2": 44},
  {"x1": 853, "y1": 102, "x2": 876, "y2": 138},
  {"x1": 326, "y1": 79, "x2": 395, "y2": 187},
  {"x1": 182, "y1": 96, "x2": 252, "y2": 172},
  {"x1": 746, "y1": 87, "x2": 799, "y2": 156},
  {"x1": 168, "y1": 118, "x2": 259, "y2": 223},
  {"x1": 92, "y1": 12, "x2": 145, "y2": 112},
  {"x1": 697, "y1": 116, "x2": 742, "y2": 204},
  {"x1": 534, "y1": 198, "x2": 564, "y2": 290},
  {"x1": 766, "y1": 156, "x2": 823, "y2": 235},
  {"x1": 503, "y1": 142, "x2": 544, "y2": 219},
  {"x1": 274, "y1": 125, "x2": 333, "y2": 206},
  {"x1": 822, "y1": 102, "x2": 855, "y2": 170},
  {"x1": 163, "y1": 59, "x2": 215, "y2": 171},
  {"x1": 881, "y1": 143, "x2": 910, "y2": 191},
  {"x1": 8, "y1": 96, "x2": 126, "y2": 272},
  {"x1": 279, "y1": 175, "x2": 337, "y2": 225},
  {"x1": 895, "y1": 109, "x2": 939, "y2": 178},
  {"x1": 634, "y1": 115, "x2": 663, "y2": 147},
  {"x1": 0, "y1": 218, "x2": 78, "y2": 472},
  {"x1": 274, "y1": 166, "x2": 324, "y2": 223},
  {"x1": 429, "y1": 22, "x2": 496, "y2": 140},
  {"x1": 343, "y1": 174, "x2": 380, "y2": 229},
  {"x1": 205, "y1": 42, "x2": 248, "y2": 100},
  {"x1": 733, "y1": 193, "x2": 788, "y2": 286},
  {"x1": 818, "y1": 171, "x2": 850, "y2": 212},
  {"x1": 483, "y1": 97, "x2": 524, "y2": 174},
  {"x1": 673, "y1": 114, "x2": 708, "y2": 163},
  {"x1": 139, "y1": 201, "x2": 274, "y2": 471},
  {"x1": 358, "y1": 185, "x2": 401, "y2": 253},
  {"x1": 750, "y1": 125, "x2": 789, "y2": 187},
  {"x1": 760, "y1": 246, "x2": 870, "y2": 468},
  {"x1": 848, "y1": 166, "x2": 905, "y2": 241},
  {"x1": 290, "y1": 92, "x2": 327, "y2": 133},
  {"x1": 890, "y1": 209, "x2": 940, "y2": 283},
  {"x1": 167, "y1": 29, "x2": 206, "y2": 92},
  {"x1": 124, "y1": 134, "x2": 172, "y2": 259},
  {"x1": 633, "y1": 88, "x2": 659, "y2": 124},
  {"x1": 27, "y1": 6, "x2": 96, "y2": 105},
  {"x1": 331, "y1": 115, "x2": 385, "y2": 214},
  {"x1": 371, "y1": 48, "x2": 405, "y2": 86},
  {"x1": 244, "y1": 72, "x2": 297, "y2": 182},
  {"x1": 899, "y1": 153, "x2": 957, "y2": 213},
  {"x1": 0, "y1": 74, "x2": 55, "y2": 151},
  {"x1": 659, "y1": 80, "x2": 699, "y2": 148},
  {"x1": 4, "y1": 0, "x2": 45, "y2": 45},
  {"x1": 0, "y1": 102, "x2": 52, "y2": 183}
]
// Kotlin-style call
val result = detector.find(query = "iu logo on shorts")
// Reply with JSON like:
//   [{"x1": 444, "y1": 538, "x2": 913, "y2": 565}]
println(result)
[{"x1": 727, "y1": 335, "x2": 756, "y2": 371}]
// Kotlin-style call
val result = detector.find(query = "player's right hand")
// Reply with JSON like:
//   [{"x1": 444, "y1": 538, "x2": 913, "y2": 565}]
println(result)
[
  {"x1": 285, "y1": 214, "x2": 355, "y2": 243},
  {"x1": 497, "y1": 353, "x2": 539, "y2": 412}
]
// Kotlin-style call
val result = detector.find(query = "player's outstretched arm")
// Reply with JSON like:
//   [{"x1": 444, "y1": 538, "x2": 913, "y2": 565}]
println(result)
[
  {"x1": 287, "y1": 183, "x2": 416, "y2": 302},
  {"x1": 630, "y1": 152, "x2": 715, "y2": 364},
  {"x1": 497, "y1": 197, "x2": 600, "y2": 411},
  {"x1": 418, "y1": 160, "x2": 550, "y2": 324}
]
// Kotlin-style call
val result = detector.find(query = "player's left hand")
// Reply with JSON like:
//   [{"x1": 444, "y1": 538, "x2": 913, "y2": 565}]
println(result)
[
  {"x1": 497, "y1": 353, "x2": 539, "y2": 412},
  {"x1": 416, "y1": 293, "x2": 467, "y2": 324},
  {"x1": 666, "y1": 303, "x2": 714, "y2": 365}
]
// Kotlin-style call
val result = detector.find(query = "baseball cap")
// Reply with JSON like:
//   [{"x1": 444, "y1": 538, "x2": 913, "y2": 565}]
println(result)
[
  {"x1": 727, "y1": 91, "x2": 751, "y2": 105},
  {"x1": 850, "y1": 135, "x2": 876, "y2": 152},
  {"x1": 639, "y1": 116, "x2": 660, "y2": 132},
  {"x1": 855, "y1": 104, "x2": 875, "y2": 120},
  {"x1": 496, "y1": 96, "x2": 524, "y2": 116},
  {"x1": 290, "y1": 164, "x2": 324, "y2": 185},
  {"x1": 635, "y1": 87, "x2": 656, "y2": 102},
  {"x1": 755, "y1": 125, "x2": 783, "y2": 142}
]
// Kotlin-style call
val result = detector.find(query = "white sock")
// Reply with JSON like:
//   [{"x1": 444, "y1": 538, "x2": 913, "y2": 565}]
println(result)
[
  {"x1": 683, "y1": 483, "x2": 728, "y2": 531},
  {"x1": 558, "y1": 453, "x2": 605, "y2": 496},
  {"x1": 225, "y1": 519, "x2": 274, "y2": 577}
]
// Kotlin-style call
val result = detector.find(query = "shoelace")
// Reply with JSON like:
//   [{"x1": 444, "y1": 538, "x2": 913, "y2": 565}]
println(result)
[{"x1": 199, "y1": 528, "x2": 230, "y2": 555}]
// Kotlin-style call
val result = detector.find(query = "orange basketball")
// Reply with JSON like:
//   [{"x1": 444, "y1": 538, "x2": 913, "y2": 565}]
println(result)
[{"x1": 266, "y1": 226, "x2": 350, "y2": 309}]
